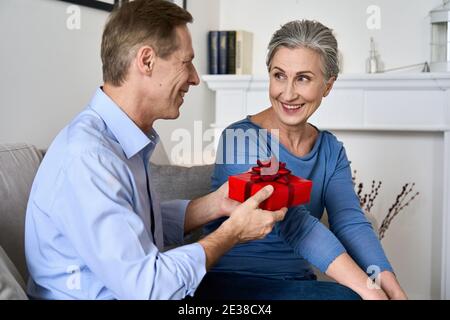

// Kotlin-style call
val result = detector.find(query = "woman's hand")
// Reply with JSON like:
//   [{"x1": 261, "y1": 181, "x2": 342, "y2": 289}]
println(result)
[
  {"x1": 325, "y1": 253, "x2": 389, "y2": 300},
  {"x1": 379, "y1": 271, "x2": 408, "y2": 300},
  {"x1": 359, "y1": 288, "x2": 389, "y2": 300}
]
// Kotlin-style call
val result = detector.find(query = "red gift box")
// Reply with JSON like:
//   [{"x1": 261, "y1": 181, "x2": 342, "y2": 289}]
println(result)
[{"x1": 228, "y1": 159, "x2": 312, "y2": 210}]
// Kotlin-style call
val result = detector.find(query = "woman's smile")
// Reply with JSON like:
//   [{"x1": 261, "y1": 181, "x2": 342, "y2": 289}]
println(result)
[{"x1": 280, "y1": 101, "x2": 306, "y2": 113}]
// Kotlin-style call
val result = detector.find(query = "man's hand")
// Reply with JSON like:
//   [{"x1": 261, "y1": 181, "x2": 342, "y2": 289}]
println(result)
[
  {"x1": 225, "y1": 185, "x2": 287, "y2": 243},
  {"x1": 183, "y1": 181, "x2": 241, "y2": 234},
  {"x1": 214, "y1": 182, "x2": 240, "y2": 217},
  {"x1": 198, "y1": 185, "x2": 287, "y2": 269}
]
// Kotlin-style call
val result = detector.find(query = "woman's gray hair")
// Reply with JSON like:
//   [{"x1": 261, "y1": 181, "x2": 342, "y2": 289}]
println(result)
[{"x1": 266, "y1": 20, "x2": 340, "y2": 80}]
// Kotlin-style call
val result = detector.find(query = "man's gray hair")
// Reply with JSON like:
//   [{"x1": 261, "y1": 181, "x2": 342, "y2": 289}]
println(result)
[{"x1": 266, "y1": 20, "x2": 340, "y2": 80}]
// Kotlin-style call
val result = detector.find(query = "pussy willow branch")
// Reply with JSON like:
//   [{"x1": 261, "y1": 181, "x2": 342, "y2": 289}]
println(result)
[
  {"x1": 379, "y1": 183, "x2": 413, "y2": 232},
  {"x1": 379, "y1": 192, "x2": 419, "y2": 240},
  {"x1": 378, "y1": 183, "x2": 419, "y2": 240},
  {"x1": 353, "y1": 171, "x2": 381, "y2": 212},
  {"x1": 366, "y1": 181, "x2": 382, "y2": 213},
  {"x1": 379, "y1": 184, "x2": 408, "y2": 232},
  {"x1": 352, "y1": 171, "x2": 419, "y2": 240}
]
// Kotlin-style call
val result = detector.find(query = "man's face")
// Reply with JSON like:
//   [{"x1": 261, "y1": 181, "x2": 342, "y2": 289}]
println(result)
[{"x1": 149, "y1": 25, "x2": 200, "y2": 120}]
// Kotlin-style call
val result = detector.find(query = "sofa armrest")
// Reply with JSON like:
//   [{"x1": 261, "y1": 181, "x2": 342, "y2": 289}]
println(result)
[{"x1": 0, "y1": 246, "x2": 28, "y2": 300}]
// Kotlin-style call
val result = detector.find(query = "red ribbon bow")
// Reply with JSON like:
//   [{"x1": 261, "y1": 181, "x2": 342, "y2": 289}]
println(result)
[{"x1": 250, "y1": 159, "x2": 291, "y2": 184}]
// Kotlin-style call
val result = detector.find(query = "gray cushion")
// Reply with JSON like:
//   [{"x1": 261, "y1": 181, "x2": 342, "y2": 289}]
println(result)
[
  {"x1": 0, "y1": 143, "x2": 43, "y2": 281},
  {"x1": 0, "y1": 246, "x2": 27, "y2": 300},
  {"x1": 150, "y1": 163, "x2": 215, "y2": 243},
  {"x1": 150, "y1": 163, "x2": 214, "y2": 202},
  {"x1": 149, "y1": 142, "x2": 171, "y2": 165}
]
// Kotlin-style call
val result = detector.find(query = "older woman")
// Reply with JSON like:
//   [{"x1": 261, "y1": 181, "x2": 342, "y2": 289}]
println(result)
[{"x1": 195, "y1": 20, "x2": 407, "y2": 300}]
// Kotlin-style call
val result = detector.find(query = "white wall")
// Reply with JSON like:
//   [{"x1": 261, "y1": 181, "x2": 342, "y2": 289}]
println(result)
[
  {"x1": 220, "y1": 0, "x2": 443, "y2": 75},
  {"x1": 0, "y1": 0, "x2": 106, "y2": 149},
  {"x1": 0, "y1": 0, "x2": 219, "y2": 163},
  {"x1": 335, "y1": 131, "x2": 443, "y2": 300}
]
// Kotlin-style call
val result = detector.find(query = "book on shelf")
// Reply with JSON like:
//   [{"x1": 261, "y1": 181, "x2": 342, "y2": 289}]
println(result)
[
  {"x1": 218, "y1": 30, "x2": 228, "y2": 74},
  {"x1": 207, "y1": 31, "x2": 219, "y2": 74},
  {"x1": 226, "y1": 31, "x2": 236, "y2": 74},
  {"x1": 207, "y1": 30, "x2": 253, "y2": 75},
  {"x1": 235, "y1": 30, "x2": 253, "y2": 75}
]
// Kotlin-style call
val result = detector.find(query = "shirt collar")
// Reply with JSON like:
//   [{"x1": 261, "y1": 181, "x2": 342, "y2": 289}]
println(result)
[{"x1": 88, "y1": 87, "x2": 159, "y2": 159}]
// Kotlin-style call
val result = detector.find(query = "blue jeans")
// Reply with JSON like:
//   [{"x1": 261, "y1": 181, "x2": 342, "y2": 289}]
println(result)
[{"x1": 192, "y1": 272, "x2": 361, "y2": 300}]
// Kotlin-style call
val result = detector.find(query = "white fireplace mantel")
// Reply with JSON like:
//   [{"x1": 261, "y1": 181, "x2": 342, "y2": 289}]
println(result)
[
  {"x1": 203, "y1": 73, "x2": 450, "y2": 132},
  {"x1": 203, "y1": 73, "x2": 450, "y2": 299},
  {"x1": 204, "y1": 73, "x2": 450, "y2": 91}
]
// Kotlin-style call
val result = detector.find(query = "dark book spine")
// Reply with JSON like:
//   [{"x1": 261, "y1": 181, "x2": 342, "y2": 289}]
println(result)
[
  {"x1": 218, "y1": 31, "x2": 228, "y2": 74},
  {"x1": 208, "y1": 31, "x2": 219, "y2": 75},
  {"x1": 227, "y1": 31, "x2": 236, "y2": 74}
]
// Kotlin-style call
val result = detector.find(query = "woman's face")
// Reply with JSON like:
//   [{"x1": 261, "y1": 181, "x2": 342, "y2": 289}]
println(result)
[{"x1": 268, "y1": 46, "x2": 335, "y2": 128}]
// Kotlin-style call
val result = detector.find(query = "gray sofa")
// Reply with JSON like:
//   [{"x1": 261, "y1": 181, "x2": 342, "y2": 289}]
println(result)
[
  {"x1": 0, "y1": 143, "x2": 214, "y2": 299},
  {"x1": 0, "y1": 143, "x2": 336, "y2": 300}
]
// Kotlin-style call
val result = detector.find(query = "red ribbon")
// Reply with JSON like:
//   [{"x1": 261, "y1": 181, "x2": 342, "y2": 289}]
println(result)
[
  {"x1": 245, "y1": 159, "x2": 295, "y2": 208},
  {"x1": 250, "y1": 159, "x2": 291, "y2": 184}
]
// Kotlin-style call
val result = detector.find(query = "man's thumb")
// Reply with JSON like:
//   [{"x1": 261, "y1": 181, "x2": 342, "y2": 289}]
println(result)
[{"x1": 245, "y1": 185, "x2": 274, "y2": 208}]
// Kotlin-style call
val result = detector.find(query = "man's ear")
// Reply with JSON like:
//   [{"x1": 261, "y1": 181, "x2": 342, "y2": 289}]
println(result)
[
  {"x1": 323, "y1": 76, "x2": 336, "y2": 97},
  {"x1": 136, "y1": 45, "x2": 156, "y2": 75}
]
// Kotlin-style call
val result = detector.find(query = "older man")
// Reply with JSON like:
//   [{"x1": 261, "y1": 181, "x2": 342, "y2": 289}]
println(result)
[{"x1": 24, "y1": 0, "x2": 286, "y2": 300}]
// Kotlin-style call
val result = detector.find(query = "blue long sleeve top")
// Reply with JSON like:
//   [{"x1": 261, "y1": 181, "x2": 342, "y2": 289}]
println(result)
[{"x1": 204, "y1": 117, "x2": 393, "y2": 279}]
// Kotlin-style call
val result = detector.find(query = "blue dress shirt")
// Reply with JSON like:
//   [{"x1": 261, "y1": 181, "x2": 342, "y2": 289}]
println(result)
[
  {"x1": 204, "y1": 117, "x2": 393, "y2": 278},
  {"x1": 25, "y1": 88, "x2": 206, "y2": 300}
]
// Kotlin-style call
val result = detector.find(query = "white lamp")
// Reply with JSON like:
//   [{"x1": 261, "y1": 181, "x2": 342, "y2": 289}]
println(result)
[{"x1": 430, "y1": 0, "x2": 450, "y2": 72}]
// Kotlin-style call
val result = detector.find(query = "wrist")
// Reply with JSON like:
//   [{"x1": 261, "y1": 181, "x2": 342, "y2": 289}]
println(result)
[
  {"x1": 218, "y1": 218, "x2": 241, "y2": 245},
  {"x1": 344, "y1": 280, "x2": 385, "y2": 300},
  {"x1": 198, "y1": 221, "x2": 238, "y2": 270},
  {"x1": 209, "y1": 191, "x2": 226, "y2": 219}
]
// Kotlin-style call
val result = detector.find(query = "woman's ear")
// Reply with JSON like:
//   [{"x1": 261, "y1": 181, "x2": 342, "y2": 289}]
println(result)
[
  {"x1": 323, "y1": 76, "x2": 336, "y2": 97},
  {"x1": 136, "y1": 45, "x2": 156, "y2": 75}
]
